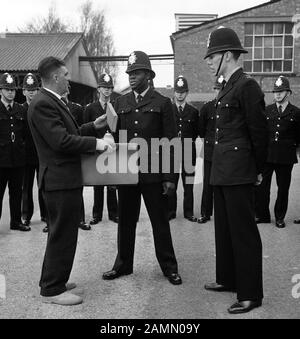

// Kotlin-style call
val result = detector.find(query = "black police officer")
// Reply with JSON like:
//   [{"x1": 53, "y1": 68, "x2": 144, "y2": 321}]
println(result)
[
  {"x1": 84, "y1": 73, "x2": 119, "y2": 225},
  {"x1": 204, "y1": 27, "x2": 268, "y2": 314},
  {"x1": 255, "y1": 76, "x2": 300, "y2": 228},
  {"x1": 0, "y1": 73, "x2": 30, "y2": 231},
  {"x1": 197, "y1": 76, "x2": 223, "y2": 224},
  {"x1": 102, "y1": 51, "x2": 182, "y2": 285},
  {"x1": 21, "y1": 73, "x2": 47, "y2": 227},
  {"x1": 168, "y1": 75, "x2": 199, "y2": 222}
]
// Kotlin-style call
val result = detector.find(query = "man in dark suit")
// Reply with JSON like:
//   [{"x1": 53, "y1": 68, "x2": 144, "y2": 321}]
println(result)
[
  {"x1": 204, "y1": 27, "x2": 268, "y2": 314},
  {"x1": 21, "y1": 73, "x2": 47, "y2": 228},
  {"x1": 197, "y1": 77, "x2": 223, "y2": 224},
  {"x1": 102, "y1": 51, "x2": 182, "y2": 285},
  {"x1": 0, "y1": 73, "x2": 30, "y2": 232},
  {"x1": 84, "y1": 73, "x2": 119, "y2": 225},
  {"x1": 168, "y1": 75, "x2": 199, "y2": 222},
  {"x1": 255, "y1": 76, "x2": 300, "y2": 228},
  {"x1": 28, "y1": 56, "x2": 115, "y2": 305}
]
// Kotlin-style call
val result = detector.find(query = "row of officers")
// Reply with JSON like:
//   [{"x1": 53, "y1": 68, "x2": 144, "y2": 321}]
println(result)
[{"x1": 0, "y1": 69, "x2": 300, "y2": 233}]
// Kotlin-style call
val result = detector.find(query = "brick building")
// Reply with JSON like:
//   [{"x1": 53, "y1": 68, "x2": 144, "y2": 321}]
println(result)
[{"x1": 171, "y1": 0, "x2": 300, "y2": 108}]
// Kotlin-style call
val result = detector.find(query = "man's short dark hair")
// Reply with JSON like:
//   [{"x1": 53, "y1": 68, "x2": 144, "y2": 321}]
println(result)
[
  {"x1": 38, "y1": 56, "x2": 66, "y2": 81},
  {"x1": 230, "y1": 51, "x2": 241, "y2": 61}
]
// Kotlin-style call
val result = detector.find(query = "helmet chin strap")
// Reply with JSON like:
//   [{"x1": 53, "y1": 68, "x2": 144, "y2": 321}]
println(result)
[
  {"x1": 215, "y1": 52, "x2": 225, "y2": 77},
  {"x1": 277, "y1": 92, "x2": 290, "y2": 104}
]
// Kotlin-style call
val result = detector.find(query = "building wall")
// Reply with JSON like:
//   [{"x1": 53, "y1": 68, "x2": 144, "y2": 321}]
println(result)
[{"x1": 173, "y1": 0, "x2": 300, "y2": 107}]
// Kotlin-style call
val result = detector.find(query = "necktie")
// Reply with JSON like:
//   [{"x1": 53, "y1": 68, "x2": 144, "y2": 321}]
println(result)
[
  {"x1": 179, "y1": 105, "x2": 183, "y2": 114},
  {"x1": 222, "y1": 80, "x2": 227, "y2": 89},
  {"x1": 137, "y1": 94, "x2": 143, "y2": 104},
  {"x1": 61, "y1": 97, "x2": 68, "y2": 105},
  {"x1": 7, "y1": 104, "x2": 12, "y2": 112},
  {"x1": 104, "y1": 103, "x2": 107, "y2": 112},
  {"x1": 278, "y1": 105, "x2": 282, "y2": 115}
]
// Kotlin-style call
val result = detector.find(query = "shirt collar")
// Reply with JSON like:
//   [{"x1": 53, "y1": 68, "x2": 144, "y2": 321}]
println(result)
[
  {"x1": 224, "y1": 66, "x2": 242, "y2": 83},
  {"x1": 1, "y1": 98, "x2": 13, "y2": 109},
  {"x1": 276, "y1": 101, "x2": 289, "y2": 112},
  {"x1": 43, "y1": 87, "x2": 62, "y2": 100},
  {"x1": 176, "y1": 101, "x2": 186, "y2": 110},
  {"x1": 134, "y1": 86, "x2": 150, "y2": 99}
]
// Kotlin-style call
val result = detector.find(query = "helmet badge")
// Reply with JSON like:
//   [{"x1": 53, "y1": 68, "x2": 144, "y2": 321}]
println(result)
[
  {"x1": 6, "y1": 74, "x2": 13, "y2": 84},
  {"x1": 104, "y1": 74, "x2": 110, "y2": 83},
  {"x1": 128, "y1": 52, "x2": 137, "y2": 65},
  {"x1": 26, "y1": 76, "x2": 34, "y2": 85},
  {"x1": 177, "y1": 78, "x2": 184, "y2": 87},
  {"x1": 275, "y1": 77, "x2": 283, "y2": 87}
]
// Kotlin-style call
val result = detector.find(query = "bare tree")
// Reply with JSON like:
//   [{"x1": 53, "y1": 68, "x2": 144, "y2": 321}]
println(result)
[
  {"x1": 80, "y1": 0, "x2": 116, "y2": 79},
  {"x1": 20, "y1": 3, "x2": 68, "y2": 33}
]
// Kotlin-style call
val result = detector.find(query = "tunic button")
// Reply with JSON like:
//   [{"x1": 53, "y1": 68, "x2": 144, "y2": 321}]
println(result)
[
  {"x1": 215, "y1": 141, "x2": 218, "y2": 144},
  {"x1": 278, "y1": 117, "x2": 281, "y2": 120},
  {"x1": 216, "y1": 128, "x2": 219, "y2": 132},
  {"x1": 134, "y1": 121, "x2": 138, "y2": 124},
  {"x1": 180, "y1": 118, "x2": 182, "y2": 121},
  {"x1": 135, "y1": 109, "x2": 139, "y2": 113},
  {"x1": 216, "y1": 115, "x2": 220, "y2": 119},
  {"x1": 179, "y1": 124, "x2": 182, "y2": 127},
  {"x1": 134, "y1": 133, "x2": 138, "y2": 137},
  {"x1": 10, "y1": 117, "x2": 13, "y2": 120},
  {"x1": 226, "y1": 104, "x2": 229, "y2": 107},
  {"x1": 218, "y1": 102, "x2": 221, "y2": 105},
  {"x1": 206, "y1": 140, "x2": 208, "y2": 143},
  {"x1": 11, "y1": 124, "x2": 13, "y2": 127},
  {"x1": 234, "y1": 147, "x2": 238, "y2": 150},
  {"x1": 277, "y1": 124, "x2": 280, "y2": 127}
]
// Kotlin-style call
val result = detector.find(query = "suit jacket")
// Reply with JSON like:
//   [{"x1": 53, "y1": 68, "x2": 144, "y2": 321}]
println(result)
[
  {"x1": 67, "y1": 101, "x2": 84, "y2": 126},
  {"x1": 210, "y1": 68, "x2": 268, "y2": 186},
  {"x1": 23, "y1": 102, "x2": 39, "y2": 165},
  {"x1": 265, "y1": 102, "x2": 300, "y2": 164},
  {"x1": 199, "y1": 100, "x2": 216, "y2": 162},
  {"x1": 114, "y1": 88, "x2": 177, "y2": 184},
  {"x1": 28, "y1": 88, "x2": 97, "y2": 191},
  {"x1": 0, "y1": 101, "x2": 26, "y2": 167}
]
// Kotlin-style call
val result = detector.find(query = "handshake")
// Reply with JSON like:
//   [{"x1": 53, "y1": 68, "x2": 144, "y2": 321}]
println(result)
[{"x1": 96, "y1": 132, "x2": 116, "y2": 154}]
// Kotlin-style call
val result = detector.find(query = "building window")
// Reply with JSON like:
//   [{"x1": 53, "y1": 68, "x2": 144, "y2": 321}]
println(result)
[{"x1": 243, "y1": 22, "x2": 294, "y2": 73}]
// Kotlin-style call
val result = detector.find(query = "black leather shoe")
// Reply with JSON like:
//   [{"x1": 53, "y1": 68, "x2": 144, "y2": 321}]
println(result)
[
  {"x1": 275, "y1": 219, "x2": 286, "y2": 228},
  {"x1": 166, "y1": 273, "x2": 182, "y2": 285},
  {"x1": 197, "y1": 216, "x2": 211, "y2": 224},
  {"x1": 109, "y1": 216, "x2": 119, "y2": 223},
  {"x1": 79, "y1": 222, "x2": 91, "y2": 230},
  {"x1": 184, "y1": 215, "x2": 197, "y2": 222},
  {"x1": 10, "y1": 223, "x2": 31, "y2": 232},
  {"x1": 228, "y1": 300, "x2": 262, "y2": 314},
  {"x1": 168, "y1": 213, "x2": 176, "y2": 221},
  {"x1": 23, "y1": 219, "x2": 31, "y2": 226},
  {"x1": 204, "y1": 282, "x2": 236, "y2": 292},
  {"x1": 294, "y1": 218, "x2": 300, "y2": 224},
  {"x1": 255, "y1": 217, "x2": 271, "y2": 224},
  {"x1": 89, "y1": 217, "x2": 102, "y2": 225},
  {"x1": 102, "y1": 269, "x2": 133, "y2": 280},
  {"x1": 42, "y1": 226, "x2": 49, "y2": 233}
]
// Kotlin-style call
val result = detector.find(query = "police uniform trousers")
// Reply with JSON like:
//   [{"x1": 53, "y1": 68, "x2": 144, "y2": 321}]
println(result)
[
  {"x1": 39, "y1": 188, "x2": 82, "y2": 297},
  {"x1": 0, "y1": 167, "x2": 24, "y2": 226},
  {"x1": 200, "y1": 159, "x2": 213, "y2": 218},
  {"x1": 214, "y1": 184, "x2": 263, "y2": 301},
  {"x1": 22, "y1": 164, "x2": 46, "y2": 221},
  {"x1": 113, "y1": 183, "x2": 178, "y2": 275},
  {"x1": 92, "y1": 186, "x2": 118, "y2": 220},
  {"x1": 168, "y1": 169, "x2": 195, "y2": 218},
  {"x1": 255, "y1": 163, "x2": 293, "y2": 221}
]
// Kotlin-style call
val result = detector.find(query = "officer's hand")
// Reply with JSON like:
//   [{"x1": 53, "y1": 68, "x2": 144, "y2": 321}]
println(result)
[
  {"x1": 255, "y1": 173, "x2": 263, "y2": 186},
  {"x1": 96, "y1": 138, "x2": 116, "y2": 153},
  {"x1": 162, "y1": 182, "x2": 175, "y2": 197},
  {"x1": 297, "y1": 147, "x2": 300, "y2": 158},
  {"x1": 94, "y1": 114, "x2": 108, "y2": 130}
]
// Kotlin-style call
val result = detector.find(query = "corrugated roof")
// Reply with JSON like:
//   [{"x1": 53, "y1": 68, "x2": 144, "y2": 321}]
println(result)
[{"x1": 0, "y1": 33, "x2": 83, "y2": 71}]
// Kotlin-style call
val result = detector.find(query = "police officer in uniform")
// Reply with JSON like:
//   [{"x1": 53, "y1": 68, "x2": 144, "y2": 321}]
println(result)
[
  {"x1": 204, "y1": 27, "x2": 268, "y2": 314},
  {"x1": 255, "y1": 76, "x2": 300, "y2": 228},
  {"x1": 197, "y1": 76, "x2": 223, "y2": 224},
  {"x1": 102, "y1": 51, "x2": 182, "y2": 285},
  {"x1": 168, "y1": 75, "x2": 199, "y2": 222},
  {"x1": 0, "y1": 73, "x2": 30, "y2": 231},
  {"x1": 21, "y1": 73, "x2": 47, "y2": 227},
  {"x1": 84, "y1": 73, "x2": 119, "y2": 225}
]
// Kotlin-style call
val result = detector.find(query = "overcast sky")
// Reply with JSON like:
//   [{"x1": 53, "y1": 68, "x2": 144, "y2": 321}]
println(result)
[{"x1": 0, "y1": 0, "x2": 266, "y2": 89}]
